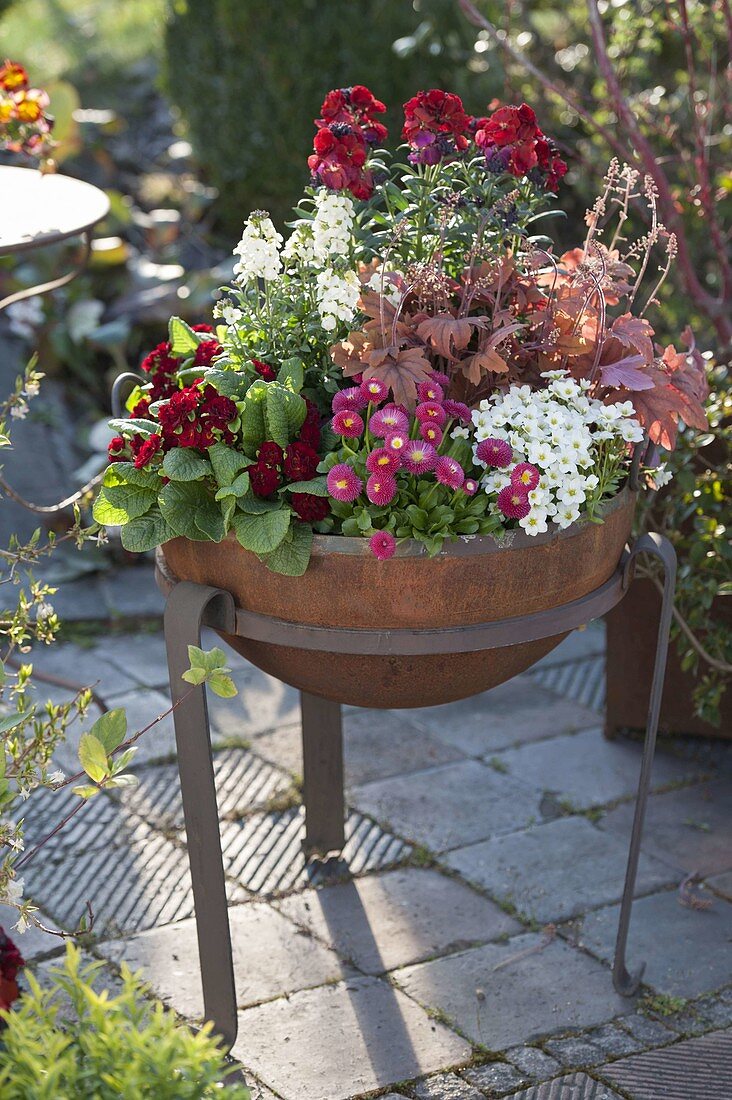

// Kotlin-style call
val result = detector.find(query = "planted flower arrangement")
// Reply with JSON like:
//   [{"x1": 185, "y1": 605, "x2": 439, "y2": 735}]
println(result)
[{"x1": 95, "y1": 87, "x2": 709, "y2": 706}]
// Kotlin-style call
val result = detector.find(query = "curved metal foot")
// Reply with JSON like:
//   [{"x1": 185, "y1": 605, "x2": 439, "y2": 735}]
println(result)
[
  {"x1": 612, "y1": 533, "x2": 676, "y2": 996},
  {"x1": 164, "y1": 581, "x2": 239, "y2": 1050}
]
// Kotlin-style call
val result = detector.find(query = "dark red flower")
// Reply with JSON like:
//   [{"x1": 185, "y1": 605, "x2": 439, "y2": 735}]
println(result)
[
  {"x1": 308, "y1": 125, "x2": 373, "y2": 200},
  {"x1": 535, "y1": 136, "x2": 567, "y2": 192},
  {"x1": 258, "y1": 441, "x2": 284, "y2": 467},
  {"x1": 248, "y1": 461, "x2": 281, "y2": 497},
  {"x1": 291, "y1": 493, "x2": 330, "y2": 522},
  {"x1": 141, "y1": 341, "x2": 179, "y2": 377},
  {"x1": 108, "y1": 436, "x2": 127, "y2": 462},
  {"x1": 298, "y1": 421, "x2": 321, "y2": 449},
  {"x1": 252, "y1": 358, "x2": 277, "y2": 382},
  {"x1": 0, "y1": 926, "x2": 24, "y2": 1012},
  {"x1": 131, "y1": 398, "x2": 151, "y2": 418},
  {"x1": 192, "y1": 323, "x2": 214, "y2": 334},
  {"x1": 403, "y1": 89, "x2": 471, "y2": 165},
  {"x1": 158, "y1": 387, "x2": 200, "y2": 432},
  {"x1": 133, "y1": 434, "x2": 162, "y2": 469},
  {"x1": 318, "y1": 85, "x2": 387, "y2": 145},
  {"x1": 201, "y1": 385, "x2": 237, "y2": 428},
  {"x1": 283, "y1": 441, "x2": 319, "y2": 482},
  {"x1": 473, "y1": 103, "x2": 565, "y2": 190},
  {"x1": 193, "y1": 339, "x2": 222, "y2": 367}
]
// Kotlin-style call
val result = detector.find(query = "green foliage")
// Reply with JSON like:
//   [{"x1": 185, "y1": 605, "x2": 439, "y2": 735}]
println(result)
[{"x1": 0, "y1": 945, "x2": 250, "y2": 1099}]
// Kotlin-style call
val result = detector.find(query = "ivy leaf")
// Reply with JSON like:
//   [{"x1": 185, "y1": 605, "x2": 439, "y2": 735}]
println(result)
[
  {"x1": 208, "y1": 441, "x2": 250, "y2": 487},
  {"x1": 233, "y1": 508, "x2": 291, "y2": 555},
  {"x1": 90, "y1": 709, "x2": 127, "y2": 754},
  {"x1": 162, "y1": 449, "x2": 213, "y2": 482},
  {"x1": 169, "y1": 316, "x2": 203, "y2": 356},
  {"x1": 281, "y1": 477, "x2": 328, "y2": 497},
  {"x1": 78, "y1": 733, "x2": 109, "y2": 784},
  {"x1": 261, "y1": 523, "x2": 313, "y2": 576}
]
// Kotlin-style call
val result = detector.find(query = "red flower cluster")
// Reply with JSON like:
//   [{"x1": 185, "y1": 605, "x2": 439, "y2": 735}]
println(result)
[
  {"x1": 0, "y1": 59, "x2": 53, "y2": 156},
  {"x1": 252, "y1": 358, "x2": 277, "y2": 382},
  {"x1": 473, "y1": 104, "x2": 567, "y2": 191},
  {"x1": 402, "y1": 89, "x2": 471, "y2": 166},
  {"x1": 0, "y1": 926, "x2": 24, "y2": 1012},
  {"x1": 247, "y1": 400, "x2": 327, "y2": 520},
  {"x1": 139, "y1": 325, "x2": 221, "y2": 403},
  {"x1": 308, "y1": 84, "x2": 385, "y2": 200}
]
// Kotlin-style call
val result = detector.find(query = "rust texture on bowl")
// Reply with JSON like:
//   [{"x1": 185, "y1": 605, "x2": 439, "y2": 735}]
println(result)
[{"x1": 161, "y1": 488, "x2": 636, "y2": 708}]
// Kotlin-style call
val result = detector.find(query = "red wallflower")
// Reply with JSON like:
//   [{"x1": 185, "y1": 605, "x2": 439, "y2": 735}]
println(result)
[
  {"x1": 318, "y1": 85, "x2": 387, "y2": 145},
  {"x1": 308, "y1": 125, "x2": 374, "y2": 199},
  {"x1": 133, "y1": 433, "x2": 162, "y2": 469},
  {"x1": 473, "y1": 103, "x2": 566, "y2": 190},
  {"x1": 536, "y1": 136, "x2": 567, "y2": 192},
  {"x1": 248, "y1": 461, "x2": 281, "y2": 497},
  {"x1": 283, "y1": 441, "x2": 319, "y2": 482},
  {"x1": 252, "y1": 359, "x2": 277, "y2": 382},
  {"x1": 0, "y1": 927, "x2": 24, "y2": 1012},
  {"x1": 291, "y1": 493, "x2": 330, "y2": 522},
  {"x1": 402, "y1": 89, "x2": 471, "y2": 165},
  {"x1": 258, "y1": 441, "x2": 284, "y2": 467}
]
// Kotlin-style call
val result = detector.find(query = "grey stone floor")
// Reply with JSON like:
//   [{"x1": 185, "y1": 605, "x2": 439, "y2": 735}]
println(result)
[{"x1": 14, "y1": 611, "x2": 732, "y2": 1099}]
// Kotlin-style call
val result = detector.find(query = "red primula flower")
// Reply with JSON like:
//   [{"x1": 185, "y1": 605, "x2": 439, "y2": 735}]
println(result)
[
  {"x1": 192, "y1": 323, "x2": 214, "y2": 334},
  {"x1": 200, "y1": 385, "x2": 237, "y2": 428},
  {"x1": 283, "y1": 441, "x2": 319, "y2": 482},
  {"x1": 193, "y1": 339, "x2": 222, "y2": 367},
  {"x1": 248, "y1": 460, "x2": 281, "y2": 498},
  {"x1": 140, "y1": 340, "x2": 181, "y2": 401},
  {"x1": 0, "y1": 926, "x2": 24, "y2": 1012},
  {"x1": 158, "y1": 387, "x2": 199, "y2": 433},
  {"x1": 131, "y1": 398, "x2": 151, "y2": 418},
  {"x1": 258, "y1": 440, "x2": 284, "y2": 467},
  {"x1": 290, "y1": 492, "x2": 330, "y2": 522},
  {"x1": 403, "y1": 89, "x2": 471, "y2": 165},
  {"x1": 133, "y1": 433, "x2": 162, "y2": 469},
  {"x1": 252, "y1": 359, "x2": 276, "y2": 382},
  {"x1": 108, "y1": 436, "x2": 127, "y2": 462}
]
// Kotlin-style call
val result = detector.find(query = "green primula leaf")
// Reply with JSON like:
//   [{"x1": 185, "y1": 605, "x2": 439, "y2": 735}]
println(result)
[
  {"x1": 236, "y1": 492, "x2": 282, "y2": 514},
  {"x1": 93, "y1": 485, "x2": 156, "y2": 526},
  {"x1": 168, "y1": 315, "x2": 203, "y2": 356},
  {"x1": 194, "y1": 505, "x2": 227, "y2": 542},
  {"x1": 78, "y1": 733, "x2": 109, "y2": 784},
  {"x1": 103, "y1": 462, "x2": 160, "y2": 490},
  {"x1": 162, "y1": 449, "x2": 212, "y2": 482},
  {"x1": 207, "y1": 672, "x2": 238, "y2": 698},
  {"x1": 277, "y1": 357, "x2": 304, "y2": 392},
  {"x1": 159, "y1": 481, "x2": 221, "y2": 541},
  {"x1": 281, "y1": 477, "x2": 328, "y2": 497},
  {"x1": 264, "y1": 384, "x2": 307, "y2": 448},
  {"x1": 214, "y1": 471, "x2": 250, "y2": 500},
  {"x1": 72, "y1": 784, "x2": 100, "y2": 799},
  {"x1": 120, "y1": 508, "x2": 175, "y2": 553},
  {"x1": 89, "y1": 708, "x2": 127, "y2": 754},
  {"x1": 233, "y1": 508, "x2": 291, "y2": 555},
  {"x1": 109, "y1": 418, "x2": 159, "y2": 437},
  {"x1": 261, "y1": 522, "x2": 313, "y2": 576},
  {"x1": 239, "y1": 379, "x2": 268, "y2": 453},
  {"x1": 202, "y1": 369, "x2": 245, "y2": 397},
  {"x1": 208, "y1": 441, "x2": 250, "y2": 487}
]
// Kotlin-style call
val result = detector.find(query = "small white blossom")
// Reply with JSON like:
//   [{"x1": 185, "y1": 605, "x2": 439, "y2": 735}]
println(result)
[
  {"x1": 10, "y1": 402, "x2": 28, "y2": 420},
  {"x1": 1, "y1": 877, "x2": 24, "y2": 907},
  {"x1": 48, "y1": 769, "x2": 66, "y2": 786},
  {"x1": 233, "y1": 212, "x2": 283, "y2": 283},
  {"x1": 315, "y1": 268, "x2": 361, "y2": 332}
]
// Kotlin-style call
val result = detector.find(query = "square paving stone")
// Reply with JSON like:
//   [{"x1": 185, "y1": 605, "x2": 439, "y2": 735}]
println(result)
[
  {"x1": 504, "y1": 1073, "x2": 624, "y2": 1099},
  {"x1": 599, "y1": 780, "x2": 732, "y2": 876},
  {"x1": 578, "y1": 889, "x2": 732, "y2": 997},
  {"x1": 402, "y1": 679, "x2": 600, "y2": 756},
  {"x1": 218, "y1": 807, "x2": 410, "y2": 896},
  {"x1": 709, "y1": 871, "x2": 732, "y2": 901},
  {"x1": 253, "y1": 709, "x2": 463, "y2": 787},
  {"x1": 276, "y1": 867, "x2": 520, "y2": 974},
  {"x1": 619, "y1": 1013, "x2": 676, "y2": 1046},
  {"x1": 543, "y1": 1036, "x2": 602, "y2": 1068},
  {"x1": 393, "y1": 933, "x2": 632, "y2": 1049},
  {"x1": 529, "y1": 655, "x2": 605, "y2": 714},
  {"x1": 415, "y1": 1072, "x2": 485, "y2": 1099},
  {"x1": 445, "y1": 817, "x2": 675, "y2": 923},
  {"x1": 506, "y1": 1047, "x2": 562, "y2": 1081},
  {"x1": 601, "y1": 1027, "x2": 732, "y2": 1098},
  {"x1": 100, "y1": 900, "x2": 349, "y2": 1017},
  {"x1": 233, "y1": 975, "x2": 471, "y2": 1100},
  {"x1": 492, "y1": 729, "x2": 701, "y2": 811},
  {"x1": 585, "y1": 1022, "x2": 643, "y2": 1059},
  {"x1": 93, "y1": 631, "x2": 171, "y2": 690},
  {"x1": 532, "y1": 623, "x2": 606, "y2": 668},
  {"x1": 100, "y1": 566, "x2": 165, "y2": 618},
  {"x1": 463, "y1": 1061, "x2": 530, "y2": 1093},
  {"x1": 350, "y1": 761, "x2": 544, "y2": 853},
  {"x1": 24, "y1": 642, "x2": 139, "y2": 698},
  {"x1": 206, "y1": 654, "x2": 301, "y2": 741}
]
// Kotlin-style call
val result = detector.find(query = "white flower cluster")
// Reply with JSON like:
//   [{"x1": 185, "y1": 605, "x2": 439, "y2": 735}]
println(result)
[
  {"x1": 233, "y1": 212, "x2": 283, "y2": 283},
  {"x1": 283, "y1": 191, "x2": 355, "y2": 268},
  {"x1": 472, "y1": 371, "x2": 644, "y2": 535},
  {"x1": 315, "y1": 268, "x2": 361, "y2": 332},
  {"x1": 366, "y1": 265, "x2": 403, "y2": 307}
]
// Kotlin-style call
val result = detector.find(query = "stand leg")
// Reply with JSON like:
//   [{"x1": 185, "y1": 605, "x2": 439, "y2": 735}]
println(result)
[
  {"x1": 164, "y1": 581, "x2": 238, "y2": 1050},
  {"x1": 300, "y1": 691, "x2": 345, "y2": 856},
  {"x1": 613, "y1": 534, "x2": 677, "y2": 996}
]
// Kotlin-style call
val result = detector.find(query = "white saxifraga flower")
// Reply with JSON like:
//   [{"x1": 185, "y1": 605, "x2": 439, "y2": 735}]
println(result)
[
  {"x1": 651, "y1": 463, "x2": 673, "y2": 488},
  {"x1": 315, "y1": 268, "x2": 361, "y2": 332},
  {"x1": 233, "y1": 212, "x2": 283, "y2": 283}
]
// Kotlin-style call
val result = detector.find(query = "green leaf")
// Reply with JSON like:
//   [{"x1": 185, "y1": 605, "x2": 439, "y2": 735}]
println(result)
[
  {"x1": 109, "y1": 418, "x2": 159, "y2": 437},
  {"x1": 208, "y1": 441, "x2": 250, "y2": 487},
  {"x1": 202, "y1": 369, "x2": 245, "y2": 397},
  {"x1": 72, "y1": 784, "x2": 100, "y2": 799},
  {"x1": 162, "y1": 449, "x2": 212, "y2": 482},
  {"x1": 181, "y1": 666, "x2": 207, "y2": 685},
  {"x1": 194, "y1": 505, "x2": 227, "y2": 542},
  {"x1": 160, "y1": 482, "x2": 221, "y2": 541},
  {"x1": 0, "y1": 711, "x2": 30, "y2": 734},
  {"x1": 214, "y1": 472, "x2": 250, "y2": 500},
  {"x1": 104, "y1": 462, "x2": 160, "y2": 490},
  {"x1": 277, "y1": 357, "x2": 304, "y2": 392},
  {"x1": 120, "y1": 508, "x2": 174, "y2": 552},
  {"x1": 90, "y1": 709, "x2": 127, "y2": 754},
  {"x1": 207, "y1": 672, "x2": 238, "y2": 698},
  {"x1": 356, "y1": 510, "x2": 372, "y2": 532},
  {"x1": 104, "y1": 482, "x2": 158, "y2": 521},
  {"x1": 78, "y1": 733, "x2": 109, "y2": 784},
  {"x1": 261, "y1": 523, "x2": 313, "y2": 576},
  {"x1": 264, "y1": 384, "x2": 306, "y2": 448},
  {"x1": 239, "y1": 379, "x2": 268, "y2": 453},
  {"x1": 236, "y1": 492, "x2": 282, "y2": 514},
  {"x1": 187, "y1": 645, "x2": 228, "y2": 672},
  {"x1": 233, "y1": 508, "x2": 291, "y2": 555},
  {"x1": 281, "y1": 477, "x2": 328, "y2": 497},
  {"x1": 105, "y1": 773, "x2": 139, "y2": 790},
  {"x1": 168, "y1": 316, "x2": 203, "y2": 356}
]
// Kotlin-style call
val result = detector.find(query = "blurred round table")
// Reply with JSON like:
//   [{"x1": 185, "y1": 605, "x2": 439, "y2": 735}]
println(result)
[{"x1": 0, "y1": 165, "x2": 110, "y2": 311}]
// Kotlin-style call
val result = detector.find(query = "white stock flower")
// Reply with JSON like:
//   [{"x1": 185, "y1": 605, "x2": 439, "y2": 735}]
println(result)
[
  {"x1": 284, "y1": 191, "x2": 355, "y2": 269},
  {"x1": 233, "y1": 212, "x2": 283, "y2": 283},
  {"x1": 315, "y1": 268, "x2": 361, "y2": 332}
]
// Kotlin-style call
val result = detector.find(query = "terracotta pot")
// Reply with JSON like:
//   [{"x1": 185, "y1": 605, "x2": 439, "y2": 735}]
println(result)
[{"x1": 160, "y1": 487, "x2": 636, "y2": 709}]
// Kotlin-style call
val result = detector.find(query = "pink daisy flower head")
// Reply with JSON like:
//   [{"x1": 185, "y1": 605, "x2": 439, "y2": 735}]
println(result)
[
  {"x1": 369, "y1": 530, "x2": 397, "y2": 560},
  {"x1": 402, "y1": 439, "x2": 437, "y2": 474},
  {"x1": 497, "y1": 485, "x2": 531, "y2": 520},
  {"x1": 332, "y1": 386, "x2": 368, "y2": 414},
  {"x1": 385, "y1": 431, "x2": 408, "y2": 455},
  {"x1": 359, "y1": 377, "x2": 388, "y2": 404},
  {"x1": 419, "y1": 422, "x2": 443, "y2": 446},
  {"x1": 369, "y1": 405, "x2": 410, "y2": 438},
  {"x1": 327, "y1": 462, "x2": 363, "y2": 503},
  {"x1": 443, "y1": 399, "x2": 471, "y2": 423},
  {"x1": 366, "y1": 447, "x2": 400, "y2": 475},
  {"x1": 331, "y1": 410, "x2": 364, "y2": 438},
  {"x1": 476, "y1": 437, "x2": 513, "y2": 468},
  {"x1": 415, "y1": 401, "x2": 447, "y2": 427},
  {"x1": 511, "y1": 462, "x2": 540, "y2": 491},
  {"x1": 430, "y1": 369, "x2": 451, "y2": 388},
  {"x1": 464, "y1": 478, "x2": 479, "y2": 496},
  {"x1": 417, "y1": 379, "x2": 444, "y2": 403},
  {"x1": 435, "y1": 455, "x2": 465, "y2": 491},
  {"x1": 366, "y1": 473, "x2": 398, "y2": 506}
]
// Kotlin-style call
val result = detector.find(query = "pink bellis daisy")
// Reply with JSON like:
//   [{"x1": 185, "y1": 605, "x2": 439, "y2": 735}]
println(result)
[
  {"x1": 443, "y1": 399, "x2": 471, "y2": 423},
  {"x1": 369, "y1": 530, "x2": 397, "y2": 560},
  {"x1": 435, "y1": 455, "x2": 465, "y2": 490},
  {"x1": 417, "y1": 379, "x2": 444, "y2": 403},
  {"x1": 366, "y1": 473, "x2": 398, "y2": 505},
  {"x1": 419, "y1": 422, "x2": 443, "y2": 446},
  {"x1": 327, "y1": 463, "x2": 363, "y2": 503},
  {"x1": 366, "y1": 447, "x2": 400, "y2": 475},
  {"x1": 385, "y1": 431, "x2": 408, "y2": 455},
  {"x1": 497, "y1": 485, "x2": 531, "y2": 519},
  {"x1": 476, "y1": 437, "x2": 513, "y2": 468},
  {"x1": 369, "y1": 405, "x2": 409, "y2": 437},
  {"x1": 331, "y1": 410, "x2": 364, "y2": 438},
  {"x1": 359, "y1": 377, "x2": 388, "y2": 404},
  {"x1": 430, "y1": 369, "x2": 451, "y2": 387},
  {"x1": 511, "y1": 462, "x2": 540, "y2": 491},
  {"x1": 415, "y1": 401, "x2": 447, "y2": 426},
  {"x1": 402, "y1": 439, "x2": 437, "y2": 474},
  {"x1": 464, "y1": 478, "x2": 479, "y2": 495},
  {"x1": 332, "y1": 386, "x2": 368, "y2": 414}
]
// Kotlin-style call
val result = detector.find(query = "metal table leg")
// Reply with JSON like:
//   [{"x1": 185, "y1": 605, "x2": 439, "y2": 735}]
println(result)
[
  {"x1": 164, "y1": 581, "x2": 238, "y2": 1050},
  {"x1": 613, "y1": 533, "x2": 677, "y2": 995},
  {"x1": 300, "y1": 691, "x2": 345, "y2": 856}
]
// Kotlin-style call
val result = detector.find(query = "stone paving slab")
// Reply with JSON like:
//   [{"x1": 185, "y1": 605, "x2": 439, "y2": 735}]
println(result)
[
  {"x1": 529, "y1": 656, "x2": 605, "y2": 715},
  {"x1": 506, "y1": 1047, "x2": 563, "y2": 1081},
  {"x1": 600, "y1": 1027, "x2": 732, "y2": 1098},
  {"x1": 577, "y1": 889, "x2": 732, "y2": 997},
  {"x1": 709, "y1": 870, "x2": 732, "y2": 900},
  {"x1": 207, "y1": 656, "x2": 301, "y2": 741},
  {"x1": 26, "y1": 642, "x2": 138, "y2": 699},
  {"x1": 21, "y1": 784, "x2": 147, "y2": 859},
  {"x1": 100, "y1": 900, "x2": 350, "y2": 1017},
  {"x1": 492, "y1": 728, "x2": 701, "y2": 811},
  {"x1": 393, "y1": 933, "x2": 632, "y2": 1049},
  {"x1": 252, "y1": 708, "x2": 463, "y2": 788},
  {"x1": 402, "y1": 679, "x2": 600, "y2": 757},
  {"x1": 217, "y1": 808, "x2": 411, "y2": 896},
  {"x1": 504, "y1": 1073, "x2": 624, "y2": 1099},
  {"x1": 463, "y1": 1061, "x2": 530, "y2": 1093},
  {"x1": 599, "y1": 779, "x2": 732, "y2": 875},
  {"x1": 276, "y1": 867, "x2": 520, "y2": 974},
  {"x1": 0, "y1": 905, "x2": 64, "y2": 960},
  {"x1": 350, "y1": 761, "x2": 545, "y2": 854},
  {"x1": 445, "y1": 816, "x2": 675, "y2": 923},
  {"x1": 100, "y1": 566, "x2": 165, "y2": 619},
  {"x1": 92, "y1": 631, "x2": 171, "y2": 690},
  {"x1": 531, "y1": 624, "x2": 606, "y2": 668},
  {"x1": 233, "y1": 975, "x2": 471, "y2": 1100}
]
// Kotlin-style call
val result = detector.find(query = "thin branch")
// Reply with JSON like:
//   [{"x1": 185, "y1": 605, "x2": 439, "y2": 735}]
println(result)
[
  {"x1": 638, "y1": 565, "x2": 732, "y2": 675},
  {"x1": 0, "y1": 471, "x2": 103, "y2": 516}
]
